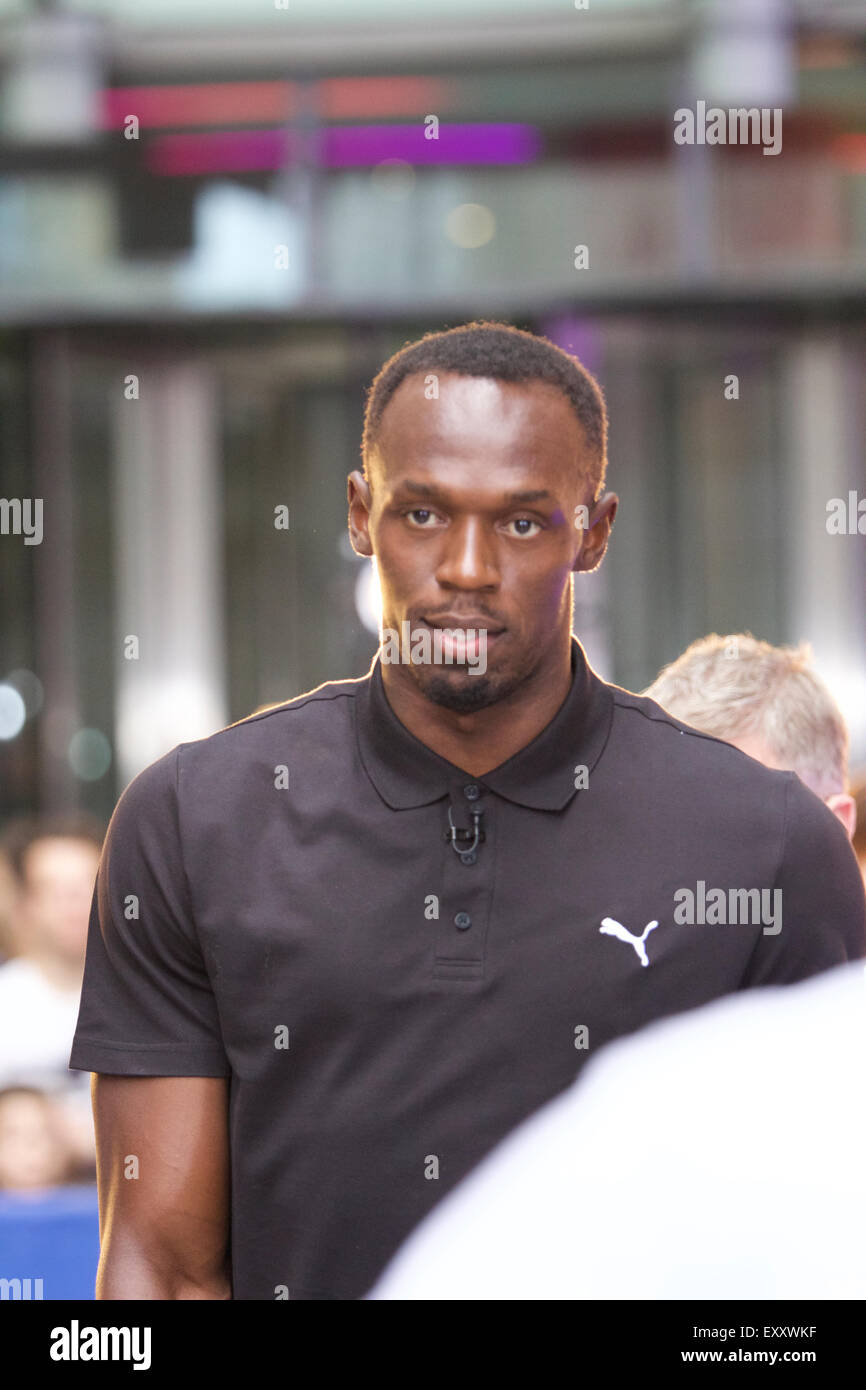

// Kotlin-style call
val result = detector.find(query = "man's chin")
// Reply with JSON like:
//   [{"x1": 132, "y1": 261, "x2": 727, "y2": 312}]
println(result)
[{"x1": 411, "y1": 666, "x2": 511, "y2": 714}]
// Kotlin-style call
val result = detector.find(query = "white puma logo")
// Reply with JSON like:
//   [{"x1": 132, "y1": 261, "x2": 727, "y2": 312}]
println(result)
[{"x1": 599, "y1": 916, "x2": 659, "y2": 968}]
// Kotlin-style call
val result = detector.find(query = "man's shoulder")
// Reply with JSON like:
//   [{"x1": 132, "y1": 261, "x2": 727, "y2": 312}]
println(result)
[
  {"x1": 608, "y1": 683, "x2": 738, "y2": 752},
  {"x1": 115, "y1": 671, "x2": 371, "y2": 815},
  {"x1": 187, "y1": 669, "x2": 367, "y2": 758},
  {"x1": 596, "y1": 680, "x2": 829, "y2": 846},
  {"x1": 215, "y1": 671, "x2": 367, "y2": 741},
  {"x1": 606, "y1": 682, "x2": 788, "y2": 787}
]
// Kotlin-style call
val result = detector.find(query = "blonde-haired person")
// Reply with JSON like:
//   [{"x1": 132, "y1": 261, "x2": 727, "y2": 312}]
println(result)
[{"x1": 645, "y1": 633, "x2": 856, "y2": 840}]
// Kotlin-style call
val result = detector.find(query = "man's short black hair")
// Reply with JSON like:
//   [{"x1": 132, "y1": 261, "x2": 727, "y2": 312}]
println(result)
[{"x1": 362, "y1": 320, "x2": 609, "y2": 499}]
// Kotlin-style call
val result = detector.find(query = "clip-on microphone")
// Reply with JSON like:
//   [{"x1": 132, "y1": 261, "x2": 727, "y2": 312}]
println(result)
[{"x1": 445, "y1": 804, "x2": 485, "y2": 866}]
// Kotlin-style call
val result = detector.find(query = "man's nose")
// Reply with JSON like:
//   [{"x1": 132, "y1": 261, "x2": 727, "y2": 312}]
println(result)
[{"x1": 434, "y1": 518, "x2": 499, "y2": 589}]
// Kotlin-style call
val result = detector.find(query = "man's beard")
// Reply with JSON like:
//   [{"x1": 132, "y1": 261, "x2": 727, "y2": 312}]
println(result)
[{"x1": 408, "y1": 660, "x2": 527, "y2": 714}]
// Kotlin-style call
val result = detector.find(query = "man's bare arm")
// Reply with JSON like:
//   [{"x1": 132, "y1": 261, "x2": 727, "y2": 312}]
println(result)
[{"x1": 92, "y1": 1074, "x2": 231, "y2": 1300}]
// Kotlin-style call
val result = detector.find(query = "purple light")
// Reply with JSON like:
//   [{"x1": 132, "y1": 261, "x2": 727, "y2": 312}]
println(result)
[
  {"x1": 324, "y1": 123, "x2": 542, "y2": 167},
  {"x1": 148, "y1": 123, "x2": 542, "y2": 176},
  {"x1": 541, "y1": 315, "x2": 603, "y2": 374}
]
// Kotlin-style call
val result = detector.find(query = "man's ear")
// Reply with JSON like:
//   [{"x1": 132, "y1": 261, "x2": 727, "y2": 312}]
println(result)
[
  {"x1": 825, "y1": 793, "x2": 856, "y2": 842},
  {"x1": 347, "y1": 470, "x2": 374, "y2": 558},
  {"x1": 574, "y1": 491, "x2": 618, "y2": 574}
]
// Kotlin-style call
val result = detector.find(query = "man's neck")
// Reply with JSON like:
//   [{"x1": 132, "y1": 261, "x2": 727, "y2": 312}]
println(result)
[{"x1": 380, "y1": 640, "x2": 575, "y2": 778}]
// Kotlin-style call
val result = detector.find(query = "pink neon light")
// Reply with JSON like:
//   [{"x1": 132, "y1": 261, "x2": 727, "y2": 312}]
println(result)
[
  {"x1": 101, "y1": 83, "x2": 294, "y2": 130},
  {"x1": 101, "y1": 76, "x2": 452, "y2": 131}
]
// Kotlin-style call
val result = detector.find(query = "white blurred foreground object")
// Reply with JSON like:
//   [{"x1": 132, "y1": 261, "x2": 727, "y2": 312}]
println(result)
[{"x1": 370, "y1": 962, "x2": 866, "y2": 1300}]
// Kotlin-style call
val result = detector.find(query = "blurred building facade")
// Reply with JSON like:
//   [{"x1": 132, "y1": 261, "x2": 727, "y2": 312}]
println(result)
[{"x1": 0, "y1": 0, "x2": 865, "y2": 818}]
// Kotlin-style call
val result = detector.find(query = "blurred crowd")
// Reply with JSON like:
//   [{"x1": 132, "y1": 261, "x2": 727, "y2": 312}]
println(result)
[{"x1": 0, "y1": 813, "x2": 103, "y2": 1192}]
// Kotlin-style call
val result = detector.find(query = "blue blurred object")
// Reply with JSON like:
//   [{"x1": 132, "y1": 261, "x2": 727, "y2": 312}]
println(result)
[{"x1": 0, "y1": 1185, "x2": 98, "y2": 1300}]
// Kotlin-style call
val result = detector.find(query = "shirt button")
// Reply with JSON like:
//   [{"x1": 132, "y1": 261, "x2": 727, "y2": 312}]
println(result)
[
  {"x1": 463, "y1": 783, "x2": 480, "y2": 800},
  {"x1": 454, "y1": 912, "x2": 472, "y2": 930}
]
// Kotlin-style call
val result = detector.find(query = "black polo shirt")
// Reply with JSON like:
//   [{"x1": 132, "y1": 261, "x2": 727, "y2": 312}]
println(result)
[{"x1": 70, "y1": 638, "x2": 866, "y2": 1299}]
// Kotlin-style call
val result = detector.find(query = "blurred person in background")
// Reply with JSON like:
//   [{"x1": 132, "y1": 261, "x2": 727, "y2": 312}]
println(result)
[
  {"x1": 0, "y1": 846, "x2": 17, "y2": 965},
  {"x1": 0, "y1": 1086, "x2": 76, "y2": 1193},
  {"x1": 852, "y1": 774, "x2": 866, "y2": 891},
  {"x1": 645, "y1": 634, "x2": 857, "y2": 840},
  {"x1": 0, "y1": 815, "x2": 103, "y2": 1182}
]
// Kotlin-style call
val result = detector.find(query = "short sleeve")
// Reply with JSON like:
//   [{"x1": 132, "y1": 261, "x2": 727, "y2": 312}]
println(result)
[
  {"x1": 69, "y1": 746, "x2": 231, "y2": 1077},
  {"x1": 743, "y1": 772, "x2": 866, "y2": 987}
]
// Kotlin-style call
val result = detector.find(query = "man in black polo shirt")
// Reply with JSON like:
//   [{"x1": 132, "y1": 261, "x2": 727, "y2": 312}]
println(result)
[{"x1": 70, "y1": 322, "x2": 866, "y2": 1301}]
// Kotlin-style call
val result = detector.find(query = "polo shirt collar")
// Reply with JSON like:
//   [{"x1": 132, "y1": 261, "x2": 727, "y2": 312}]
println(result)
[{"x1": 355, "y1": 636, "x2": 614, "y2": 812}]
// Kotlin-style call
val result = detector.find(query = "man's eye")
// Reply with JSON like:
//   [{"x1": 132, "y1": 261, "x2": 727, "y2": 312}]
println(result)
[
  {"x1": 505, "y1": 518, "x2": 542, "y2": 538},
  {"x1": 405, "y1": 509, "x2": 439, "y2": 527}
]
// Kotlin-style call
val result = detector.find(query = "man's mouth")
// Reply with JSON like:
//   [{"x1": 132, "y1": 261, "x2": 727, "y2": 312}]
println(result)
[{"x1": 418, "y1": 617, "x2": 506, "y2": 664}]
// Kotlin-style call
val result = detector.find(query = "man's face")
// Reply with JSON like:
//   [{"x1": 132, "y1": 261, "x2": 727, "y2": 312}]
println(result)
[
  {"x1": 19, "y1": 837, "x2": 100, "y2": 966},
  {"x1": 0, "y1": 1093, "x2": 68, "y2": 1190},
  {"x1": 349, "y1": 372, "x2": 616, "y2": 712}
]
